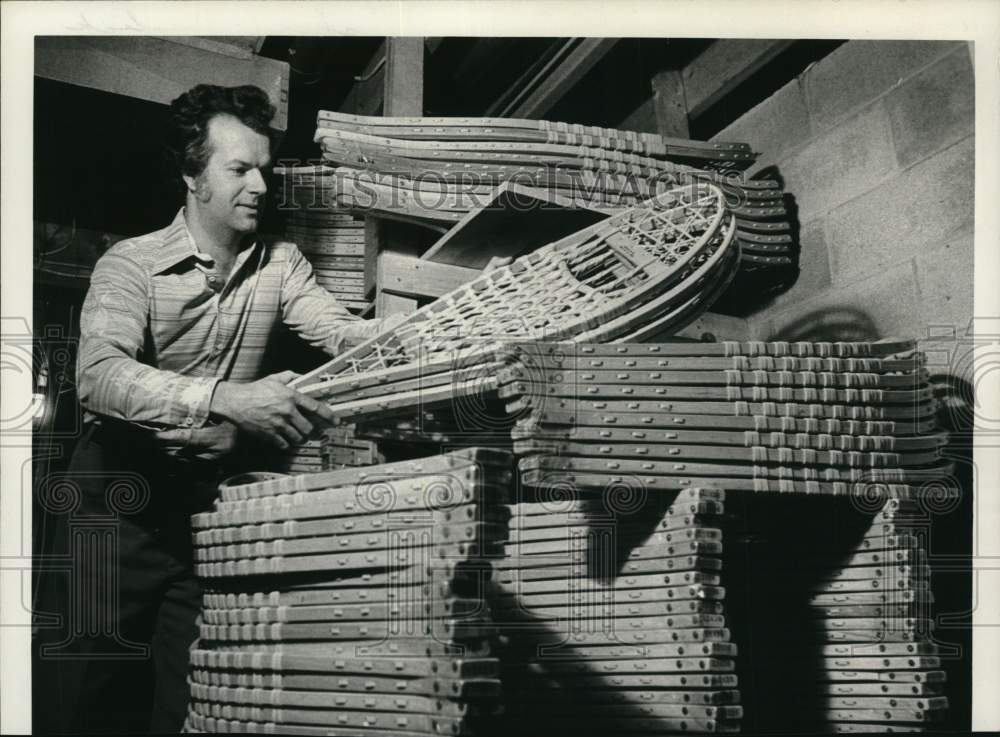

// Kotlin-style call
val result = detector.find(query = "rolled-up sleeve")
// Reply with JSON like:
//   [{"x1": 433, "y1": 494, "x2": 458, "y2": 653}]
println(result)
[
  {"x1": 279, "y1": 243, "x2": 400, "y2": 356},
  {"x1": 76, "y1": 245, "x2": 219, "y2": 428}
]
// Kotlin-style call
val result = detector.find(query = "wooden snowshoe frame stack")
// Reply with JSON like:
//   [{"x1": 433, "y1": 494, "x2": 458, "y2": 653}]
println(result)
[
  {"x1": 495, "y1": 486, "x2": 742, "y2": 735},
  {"x1": 184, "y1": 335, "x2": 956, "y2": 733},
  {"x1": 275, "y1": 426, "x2": 384, "y2": 475},
  {"x1": 283, "y1": 338, "x2": 953, "y2": 504},
  {"x1": 304, "y1": 109, "x2": 794, "y2": 272},
  {"x1": 500, "y1": 340, "x2": 954, "y2": 500},
  {"x1": 274, "y1": 207, "x2": 369, "y2": 312},
  {"x1": 184, "y1": 448, "x2": 513, "y2": 736},
  {"x1": 315, "y1": 111, "x2": 756, "y2": 165}
]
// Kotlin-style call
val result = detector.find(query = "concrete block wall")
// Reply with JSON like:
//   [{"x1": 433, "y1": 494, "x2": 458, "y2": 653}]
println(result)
[{"x1": 711, "y1": 41, "x2": 974, "y2": 345}]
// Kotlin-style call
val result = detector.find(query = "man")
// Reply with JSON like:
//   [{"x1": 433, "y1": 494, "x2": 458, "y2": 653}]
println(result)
[{"x1": 48, "y1": 84, "x2": 400, "y2": 733}]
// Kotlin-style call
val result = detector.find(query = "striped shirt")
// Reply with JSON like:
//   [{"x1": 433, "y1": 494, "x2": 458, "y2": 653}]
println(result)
[{"x1": 77, "y1": 208, "x2": 386, "y2": 454}]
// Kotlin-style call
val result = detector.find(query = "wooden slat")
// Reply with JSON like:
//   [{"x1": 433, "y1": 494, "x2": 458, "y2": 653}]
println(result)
[
  {"x1": 377, "y1": 252, "x2": 480, "y2": 300},
  {"x1": 34, "y1": 36, "x2": 290, "y2": 130},
  {"x1": 682, "y1": 39, "x2": 793, "y2": 119},
  {"x1": 505, "y1": 38, "x2": 617, "y2": 119}
]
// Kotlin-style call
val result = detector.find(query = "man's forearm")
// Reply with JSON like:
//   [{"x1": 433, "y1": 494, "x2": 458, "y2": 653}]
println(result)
[
  {"x1": 280, "y1": 242, "x2": 406, "y2": 357},
  {"x1": 78, "y1": 353, "x2": 219, "y2": 429}
]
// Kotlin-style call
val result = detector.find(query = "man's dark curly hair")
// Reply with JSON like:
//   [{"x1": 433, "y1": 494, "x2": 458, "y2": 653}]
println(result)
[{"x1": 166, "y1": 84, "x2": 276, "y2": 191}]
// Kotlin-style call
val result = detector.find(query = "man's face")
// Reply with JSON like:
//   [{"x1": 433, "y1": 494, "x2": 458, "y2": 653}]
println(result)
[{"x1": 187, "y1": 114, "x2": 271, "y2": 234}]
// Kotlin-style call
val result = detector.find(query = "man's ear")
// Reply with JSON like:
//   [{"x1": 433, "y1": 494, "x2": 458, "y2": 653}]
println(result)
[{"x1": 186, "y1": 174, "x2": 212, "y2": 202}]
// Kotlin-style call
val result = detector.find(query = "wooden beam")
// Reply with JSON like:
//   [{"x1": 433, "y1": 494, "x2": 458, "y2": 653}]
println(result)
[
  {"x1": 383, "y1": 37, "x2": 424, "y2": 116},
  {"x1": 168, "y1": 36, "x2": 259, "y2": 60},
  {"x1": 34, "y1": 36, "x2": 290, "y2": 130},
  {"x1": 651, "y1": 69, "x2": 690, "y2": 138},
  {"x1": 377, "y1": 252, "x2": 480, "y2": 300},
  {"x1": 504, "y1": 38, "x2": 617, "y2": 119},
  {"x1": 618, "y1": 98, "x2": 657, "y2": 134},
  {"x1": 484, "y1": 40, "x2": 566, "y2": 116},
  {"x1": 682, "y1": 39, "x2": 793, "y2": 120},
  {"x1": 453, "y1": 38, "x2": 510, "y2": 88}
]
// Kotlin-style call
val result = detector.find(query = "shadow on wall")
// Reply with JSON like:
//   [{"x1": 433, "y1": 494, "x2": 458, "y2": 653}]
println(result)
[
  {"x1": 713, "y1": 167, "x2": 802, "y2": 317},
  {"x1": 770, "y1": 307, "x2": 881, "y2": 343},
  {"x1": 928, "y1": 372, "x2": 976, "y2": 440}
]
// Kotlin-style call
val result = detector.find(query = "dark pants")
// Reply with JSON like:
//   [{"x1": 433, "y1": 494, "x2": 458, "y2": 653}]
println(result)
[{"x1": 36, "y1": 422, "x2": 222, "y2": 734}]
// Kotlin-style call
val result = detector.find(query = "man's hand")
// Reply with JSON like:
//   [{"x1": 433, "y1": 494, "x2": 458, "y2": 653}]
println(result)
[{"x1": 209, "y1": 370, "x2": 337, "y2": 450}]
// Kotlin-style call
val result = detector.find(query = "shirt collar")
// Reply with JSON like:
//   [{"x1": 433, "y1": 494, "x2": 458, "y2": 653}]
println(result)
[{"x1": 151, "y1": 208, "x2": 261, "y2": 275}]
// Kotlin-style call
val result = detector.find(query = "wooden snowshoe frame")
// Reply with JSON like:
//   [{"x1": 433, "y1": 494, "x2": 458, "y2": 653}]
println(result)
[{"x1": 291, "y1": 183, "x2": 735, "y2": 392}]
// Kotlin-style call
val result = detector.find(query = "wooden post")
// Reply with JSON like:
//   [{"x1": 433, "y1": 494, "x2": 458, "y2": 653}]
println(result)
[
  {"x1": 651, "y1": 70, "x2": 690, "y2": 138},
  {"x1": 363, "y1": 217, "x2": 381, "y2": 299},
  {"x1": 383, "y1": 37, "x2": 424, "y2": 116},
  {"x1": 371, "y1": 37, "x2": 425, "y2": 318}
]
